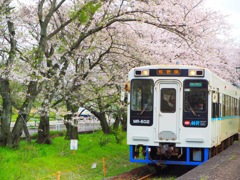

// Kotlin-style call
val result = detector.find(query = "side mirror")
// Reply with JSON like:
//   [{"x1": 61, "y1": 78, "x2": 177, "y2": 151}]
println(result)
[
  {"x1": 121, "y1": 81, "x2": 130, "y2": 102},
  {"x1": 124, "y1": 81, "x2": 130, "y2": 92}
]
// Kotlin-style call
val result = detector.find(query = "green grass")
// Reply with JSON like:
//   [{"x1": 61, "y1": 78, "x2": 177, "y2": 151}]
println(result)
[{"x1": 0, "y1": 131, "x2": 140, "y2": 180}]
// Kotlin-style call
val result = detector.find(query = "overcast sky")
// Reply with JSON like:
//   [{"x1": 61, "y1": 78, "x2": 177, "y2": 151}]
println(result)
[{"x1": 205, "y1": 0, "x2": 240, "y2": 41}]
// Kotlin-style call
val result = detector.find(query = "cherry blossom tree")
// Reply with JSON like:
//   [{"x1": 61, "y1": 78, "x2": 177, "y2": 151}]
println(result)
[
  {"x1": 0, "y1": 0, "x2": 17, "y2": 146},
  {"x1": 19, "y1": 0, "x2": 240, "y2": 137},
  {"x1": 0, "y1": 0, "x2": 239, "y2": 146},
  {"x1": 2, "y1": 0, "x2": 187, "y2": 143},
  {"x1": 60, "y1": 0, "x2": 240, "y2": 135}
]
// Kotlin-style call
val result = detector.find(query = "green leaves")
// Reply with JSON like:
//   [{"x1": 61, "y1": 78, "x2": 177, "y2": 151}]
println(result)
[{"x1": 69, "y1": 2, "x2": 102, "y2": 24}]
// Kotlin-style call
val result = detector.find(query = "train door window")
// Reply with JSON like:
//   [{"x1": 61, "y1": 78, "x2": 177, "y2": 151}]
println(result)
[
  {"x1": 160, "y1": 88, "x2": 176, "y2": 113},
  {"x1": 130, "y1": 79, "x2": 153, "y2": 112},
  {"x1": 212, "y1": 92, "x2": 220, "y2": 118}
]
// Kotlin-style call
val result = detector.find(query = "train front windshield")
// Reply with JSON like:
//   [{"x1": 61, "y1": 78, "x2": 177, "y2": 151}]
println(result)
[
  {"x1": 184, "y1": 80, "x2": 208, "y2": 112},
  {"x1": 130, "y1": 79, "x2": 153, "y2": 126},
  {"x1": 183, "y1": 80, "x2": 208, "y2": 127},
  {"x1": 131, "y1": 79, "x2": 153, "y2": 112}
]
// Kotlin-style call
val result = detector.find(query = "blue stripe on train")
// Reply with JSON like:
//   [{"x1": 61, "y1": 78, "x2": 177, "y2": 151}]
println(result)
[{"x1": 211, "y1": 116, "x2": 240, "y2": 121}]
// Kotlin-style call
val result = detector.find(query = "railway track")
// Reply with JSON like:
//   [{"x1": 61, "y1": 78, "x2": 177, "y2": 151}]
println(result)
[
  {"x1": 107, "y1": 164, "x2": 195, "y2": 180},
  {"x1": 137, "y1": 172, "x2": 156, "y2": 180},
  {"x1": 108, "y1": 136, "x2": 240, "y2": 180}
]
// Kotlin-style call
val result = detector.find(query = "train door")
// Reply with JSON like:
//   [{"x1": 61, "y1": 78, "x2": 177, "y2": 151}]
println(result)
[
  {"x1": 212, "y1": 91, "x2": 220, "y2": 145},
  {"x1": 156, "y1": 80, "x2": 181, "y2": 141}
]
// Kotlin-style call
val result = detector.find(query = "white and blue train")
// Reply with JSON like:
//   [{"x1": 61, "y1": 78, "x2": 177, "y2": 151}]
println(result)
[{"x1": 126, "y1": 65, "x2": 240, "y2": 166}]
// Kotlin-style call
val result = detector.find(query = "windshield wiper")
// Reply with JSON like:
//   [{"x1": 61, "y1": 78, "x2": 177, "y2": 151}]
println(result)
[
  {"x1": 189, "y1": 106, "x2": 198, "y2": 116},
  {"x1": 140, "y1": 104, "x2": 148, "y2": 115},
  {"x1": 187, "y1": 101, "x2": 198, "y2": 117}
]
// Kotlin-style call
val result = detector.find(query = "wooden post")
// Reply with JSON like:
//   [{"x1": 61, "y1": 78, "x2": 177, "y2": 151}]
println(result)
[
  {"x1": 102, "y1": 158, "x2": 106, "y2": 176},
  {"x1": 57, "y1": 171, "x2": 61, "y2": 180}
]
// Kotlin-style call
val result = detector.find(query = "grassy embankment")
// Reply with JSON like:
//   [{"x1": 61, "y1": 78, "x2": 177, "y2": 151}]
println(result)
[{"x1": 0, "y1": 131, "x2": 140, "y2": 180}]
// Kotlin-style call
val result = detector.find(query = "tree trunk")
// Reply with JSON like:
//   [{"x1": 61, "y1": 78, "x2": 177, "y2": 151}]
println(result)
[
  {"x1": 113, "y1": 116, "x2": 120, "y2": 131},
  {"x1": 0, "y1": 78, "x2": 12, "y2": 146},
  {"x1": 64, "y1": 113, "x2": 71, "y2": 139},
  {"x1": 12, "y1": 81, "x2": 40, "y2": 146},
  {"x1": 120, "y1": 110, "x2": 127, "y2": 131},
  {"x1": 0, "y1": 20, "x2": 16, "y2": 146},
  {"x1": 100, "y1": 114, "x2": 110, "y2": 134},
  {"x1": 63, "y1": 100, "x2": 79, "y2": 140},
  {"x1": 36, "y1": 115, "x2": 52, "y2": 144},
  {"x1": 23, "y1": 122, "x2": 31, "y2": 143},
  {"x1": 11, "y1": 113, "x2": 25, "y2": 147},
  {"x1": 64, "y1": 111, "x2": 79, "y2": 140},
  {"x1": 64, "y1": 121, "x2": 78, "y2": 140},
  {"x1": 92, "y1": 111, "x2": 110, "y2": 134}
]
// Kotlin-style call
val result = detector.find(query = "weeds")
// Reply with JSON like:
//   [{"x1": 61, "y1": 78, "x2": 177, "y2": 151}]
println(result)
[
  {"x1": 112, "y1": 128, "x2": 125, "y2": 144},
  {"x1": 0, "y1": 131, "x2": 138, "y2": 179},
  {"x1": 98, "y1": 134, "x2": 111, "y2": 147}
]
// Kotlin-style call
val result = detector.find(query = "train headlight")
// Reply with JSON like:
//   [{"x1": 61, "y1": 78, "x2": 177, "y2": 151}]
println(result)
[
  {"x1": 142, "y1": 70, "x2": 149, "y2": 76},
  {"x1": 188, "y1": 69, "x2": 204, "y2": 77},
  {"x1": 135, "y1": 69, "x2": 149, "y2": 76}
]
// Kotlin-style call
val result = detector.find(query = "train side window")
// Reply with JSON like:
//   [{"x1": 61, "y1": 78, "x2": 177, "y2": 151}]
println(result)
[
  {"x1": 238, "y1": 99, "x2": 240, "y2": 116},
  {"x1": 230, "y1": 96, "x2": 232, "y2": 116},
  {"x1": 232, "y1": 97, "x2": 235, "y2": 116},
  {"x1": 234, "y1": 98, "x2": 237, "y2": 116},
  {"x1": 219, "y1": 103, "x2": 221, "y2": 117},
  {"x1": 222, "y1": 94, "x2": 225, "y2": 117},
  {"x1": 217, "y1": 102, "x2": 220, "y2": 117},
  {"x1": 161, "y1": 88, "x2": 176, "y2": 113},
  {"x1": 212, "y1": 103, "x2": 216, "y2": 118},
  {"x1": 225, "y1": 95, "x2": 227, "y2": 116},
  {"x1": 228, "y1": 96, "x2": 232, "y2": 116}
]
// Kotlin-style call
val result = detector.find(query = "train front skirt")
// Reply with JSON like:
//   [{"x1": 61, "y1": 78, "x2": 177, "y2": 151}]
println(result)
[{"x1": 129, "y1": 145, "x2": 209, "y2": 166}]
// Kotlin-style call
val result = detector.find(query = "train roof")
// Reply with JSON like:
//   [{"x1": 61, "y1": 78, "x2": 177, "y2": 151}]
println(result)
[
  {"x1": 129, "y1": 64, "x2": 240, "y2": 98},
  {"x1": 131, "y1": 64, "x2": 213, "y2": 71}
]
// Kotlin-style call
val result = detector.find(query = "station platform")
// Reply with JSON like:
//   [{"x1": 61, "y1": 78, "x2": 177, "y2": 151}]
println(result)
[{"x1": 177, "y1": 140, "x2": 240, "y2": 180}]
